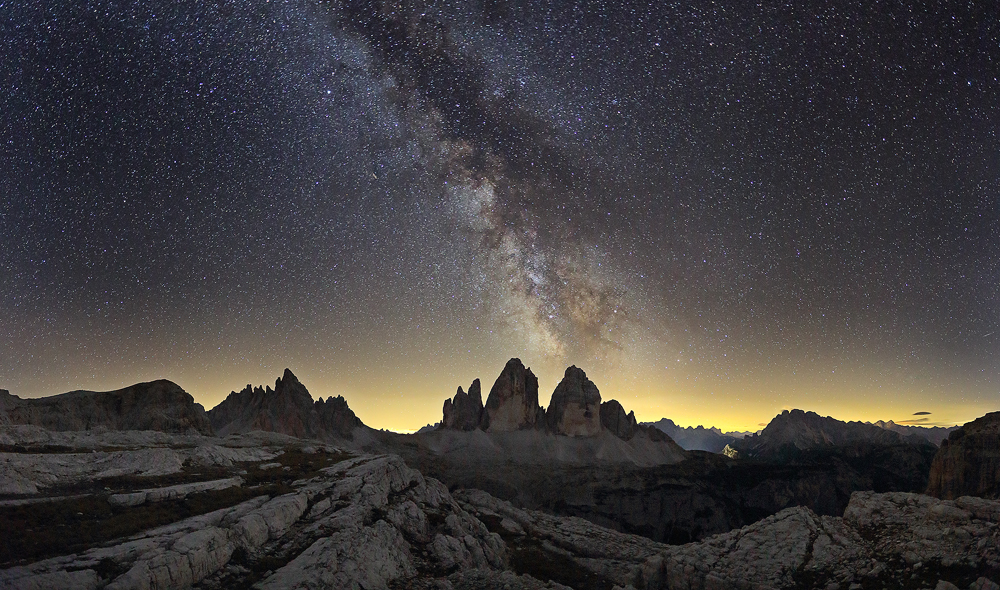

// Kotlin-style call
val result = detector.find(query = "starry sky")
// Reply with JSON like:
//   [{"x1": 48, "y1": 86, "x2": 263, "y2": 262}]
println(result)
[{"x1": 2, "y1": 0, "x2": 999, "y2": 432}]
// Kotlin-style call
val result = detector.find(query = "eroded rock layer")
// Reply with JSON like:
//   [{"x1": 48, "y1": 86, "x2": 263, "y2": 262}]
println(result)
[{"x1": 1, "y1": 453, "x2": 515, "y2": 590}]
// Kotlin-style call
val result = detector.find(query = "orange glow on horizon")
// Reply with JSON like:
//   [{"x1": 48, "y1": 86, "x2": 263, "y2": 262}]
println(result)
[{"x1": 7, "y1": 352, "x2": 990, "y2": 435}]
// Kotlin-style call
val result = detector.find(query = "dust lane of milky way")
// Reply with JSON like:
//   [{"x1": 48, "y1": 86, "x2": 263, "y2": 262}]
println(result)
[{"x1": 1, "y1": 0, "x2": 998, "y2": 432}]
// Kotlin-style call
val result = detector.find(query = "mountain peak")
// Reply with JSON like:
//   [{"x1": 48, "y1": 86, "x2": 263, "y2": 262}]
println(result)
[
  {"x1": 207, "y1": 371, "x2": 362, "y2": 439},
  {"x1": 436, "y1": 359, "x2": 672, "y2": 448},
  {"x1": 481, "y1": 357, "x2": 541, "y2": 432},
  {"x1": 280, "y1": 367, "x2": 300, "y2": 385},
  {"x1": 547, "y1": 365, "x2": 601, "y2": 436},
  {"x1": 734, "y1": 409, "x2": 912, "y2": 459}
]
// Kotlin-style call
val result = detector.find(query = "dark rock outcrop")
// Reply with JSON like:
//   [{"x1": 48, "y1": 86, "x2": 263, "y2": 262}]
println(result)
[
  {"x1": 600, "y1": 399, "x2": 637, "y2": 440},
  {"x1": 441, "y1": 379, "x2": 484, "y2": 431},
  {"x1": 208, "y1": 369, "x2": 362, "y2": 440},
  {"x1": 481, "y1": 359, "x2": 541, "y2": 432},
  {"x1": 0, "y1": 381, "x2": 212, "y2": 434},
  {"x1": 545, "y1": 366, "x2": 602, "y2": 437},
  {"x1": 927, "y1": 411, "x2": 1000, "y2": 500},
  {"x1": 312, "y1": 391, "x2": 363, "y2": 440},
  {"x1": 0, "y1": 390, "x2": 12, "y2": 426}
]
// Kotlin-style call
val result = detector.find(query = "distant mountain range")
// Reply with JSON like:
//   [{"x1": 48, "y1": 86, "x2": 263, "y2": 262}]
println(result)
[
  {"x1": 0, "y1": 364, "x2": 958, "y2": 459},
  {"x1": 729, "y1": 408, "x2": 917, "y2": 459},
  {"x1": 645, "y1": 412, "x2": 957, "y2": 453},
  {"x1": 871, "y1": 420, "x2": 956, "y2": 446},
  {"x1": 641, "y1": 418, "x2": 754, "y2": 453}
]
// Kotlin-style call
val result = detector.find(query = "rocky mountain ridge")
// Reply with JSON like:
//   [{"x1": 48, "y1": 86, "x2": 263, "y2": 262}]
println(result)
[
  {"x1": 437, "y1": 359, "x2": 669, "y2": 445},
  {"x1": 730, "y1": 408, "x2": 930, "y2": 460},
  {"x1": 2, "y1": 370, "x2": 999, "y2": 589},
  {"x1": 207, "y1": 369, "x2": 364, "y2": 441},
  {"x1": 646, "y1": 415, "x2": 955, "y2": 454},
  {"x1": 0, "y1": 382, "x2": 212, "y2": 435}
]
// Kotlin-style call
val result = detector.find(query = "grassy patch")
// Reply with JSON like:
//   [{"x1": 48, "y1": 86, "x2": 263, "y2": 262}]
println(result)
[
  {"x1": 477, "y1": 511, "x2": 613, "y2": 590},
  {"x1": 507, "y1": 538, "x2": 613, "y2": 590},
  {"x1": 239, "y1": 448, "x2": 354, "y2": 487}
]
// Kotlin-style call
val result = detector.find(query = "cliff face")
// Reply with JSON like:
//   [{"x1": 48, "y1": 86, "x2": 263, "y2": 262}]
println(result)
[
  {"x1": 545, "y1": 366, "x2": 602, "y2": 437},
  {"x1": 481, "y1": 358, "x2": 542, "y2": 432},
  {"x1": 600, "y1": 399, "x2": 637, "y2": 441},
  {"x1": 927, "y1": 411, "x2": 1000, "y2": 500},
  {"x1": 207, "y1": 369, "x2": 362, "y2": 440},
  {"x1": 436, "y1": 359, "x2": 673, "y2": 451},
  {"x1": 0, "y1": 381, "x2": 212, "y2": 434},
  {"x1": 441, "y1": 379, "x2": 483, "y2": 431}
]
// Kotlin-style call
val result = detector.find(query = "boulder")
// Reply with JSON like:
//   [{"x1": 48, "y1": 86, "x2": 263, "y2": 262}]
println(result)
[
  {"x1": 108, "y1": 477, "x2": 244, "y2": 507},
  {"x1": 442, "y1": 380, "x2": 484, "y2": 431},
  {"x1": 481, "y1": 359, "x2": 541, "y2": 432},
  {"x1": 927, "y1": 411, "x2": 1000, "y2": 500},
  {"x1": 546, "y1": 366, "x2": 601, "y2": 437},
  {"x1": 600, "y1": 399, "x2": 637, "y2": 440}
]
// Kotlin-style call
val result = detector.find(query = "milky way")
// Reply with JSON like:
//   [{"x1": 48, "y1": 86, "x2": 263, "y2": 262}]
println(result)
[{"x1": 2, "y1": 0, "x2": 998, "y2": 430}]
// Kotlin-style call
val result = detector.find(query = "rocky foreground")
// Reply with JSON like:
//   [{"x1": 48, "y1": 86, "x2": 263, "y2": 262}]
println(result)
[{"x1": 2, "y1": 425, "x2": 1000, "y2": 590}]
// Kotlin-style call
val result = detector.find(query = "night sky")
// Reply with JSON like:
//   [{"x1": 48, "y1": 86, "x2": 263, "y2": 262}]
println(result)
[{"x1": 2, "y1": 0, "x2": 999, "y2": 432}]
